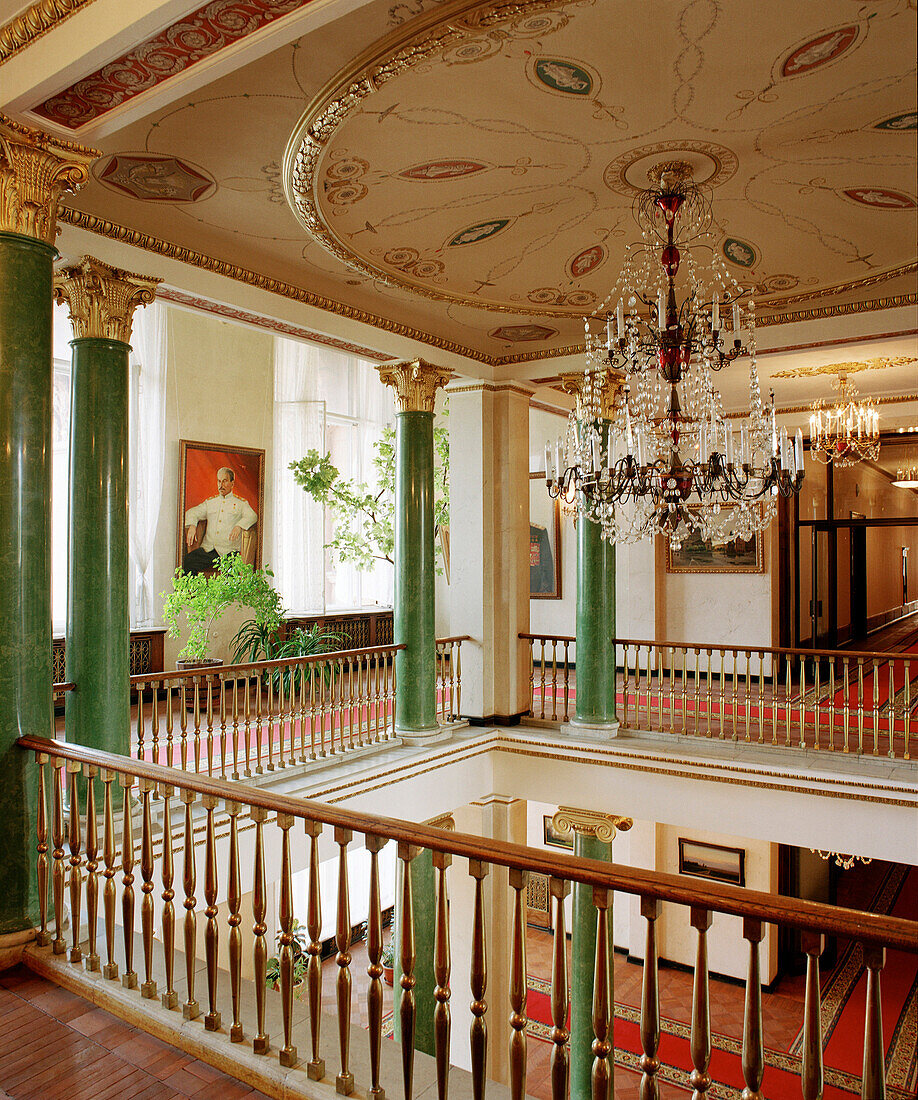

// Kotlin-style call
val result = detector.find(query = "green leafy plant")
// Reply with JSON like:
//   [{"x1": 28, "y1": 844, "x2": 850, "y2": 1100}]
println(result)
[
  {"x1": 231, "y1": 620, "x2": 343, "y2": 693},
  {"x1": 380, "y1": 939, "x2": 395, "y2": 968},
  {"x1": 289, "y1": 417, "x2": 449, "y2": 573},
  {"x1": 265, "y1": 919, "x2": 310, "y2": 989},
  {"x1": 161, "y1": 554, "x2": 283, "y2": 663}
]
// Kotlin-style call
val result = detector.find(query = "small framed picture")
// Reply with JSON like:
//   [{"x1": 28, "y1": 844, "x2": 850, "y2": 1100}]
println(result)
[
  {"x1": 543, "y1": 814, "x2": 574, "y2": 850},
  {"x1": 177, "y1": 440, "x2": 265, "y2": 574},
  {"x1": 666, "y1": 505, "x2": 764, "y2": 574},
  {"x1": 678, "y1": 838, "x2": 745, "y2": 886},
  {"x1": 530, "y1": 472, "x2": 562, "y2": 599}
]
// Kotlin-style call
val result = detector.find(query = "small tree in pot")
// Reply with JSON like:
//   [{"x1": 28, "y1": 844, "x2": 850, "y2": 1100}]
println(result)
[{"x1": 162, "y1": 553, "x2": 283, "y2": 668}]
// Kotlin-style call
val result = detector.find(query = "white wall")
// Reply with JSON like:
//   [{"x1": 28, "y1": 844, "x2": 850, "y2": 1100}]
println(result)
[{"x1": 153, "y1": 305, "x2": 275, "y2": 666}]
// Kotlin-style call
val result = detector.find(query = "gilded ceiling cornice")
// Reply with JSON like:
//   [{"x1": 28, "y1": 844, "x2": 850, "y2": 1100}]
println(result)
[
  {"x1": 57, "y1": 206, "x2": 918, "y2": 369},
  {"x1": 0, "y1": 116, "x2": 99, "y2": 244},
  {"x1": 757, "y1": 263, "x2": 918, "y2": 309},
  {"x1": 0, "y1": 0, "x2": 97, "y2": 63},
  {"x1": 53, "y1": 255, "x2": 160, "y2": 343}
]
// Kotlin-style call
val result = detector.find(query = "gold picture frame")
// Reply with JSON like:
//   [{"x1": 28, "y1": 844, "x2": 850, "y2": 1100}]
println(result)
[
  {"x1": 529, "y1": 472, "x2": 562, "y2": 599},
  {"x1": 665, "y1": 505, "x2": 764, "y2": 574}
]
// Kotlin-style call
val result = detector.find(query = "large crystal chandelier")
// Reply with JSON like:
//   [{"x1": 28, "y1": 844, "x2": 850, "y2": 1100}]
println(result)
[
  {"x1": 546, "y1": 161, "x2": 803, "y2": 548},
  {"x1": 808, "y1": 373, "x2": 880, "y2": 468}
]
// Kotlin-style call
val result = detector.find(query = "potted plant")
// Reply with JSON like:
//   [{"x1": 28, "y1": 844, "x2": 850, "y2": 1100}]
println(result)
[
  {"x1": 162, "y1": 553, "x2": 283, "y2": 669},
  {"x1": 381, "y1": 938, "x2": 395, "y2": 986},
  {"x1": 265, "y1": 918, "x2": 310, "y2": 995},
  {"x1": 231, "y1": 619, "x2": 343, "y2": 695}
]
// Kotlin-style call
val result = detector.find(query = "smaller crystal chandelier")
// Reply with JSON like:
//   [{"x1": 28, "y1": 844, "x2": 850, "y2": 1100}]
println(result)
[
  {"x1": 811, "y1": 848, "x2": 873, "y2": 871},
  {"x1": 808, "y1": 374, "x2": 880, "y2": 467},
  {"x1": 545, "y1": 160, "x2": 804, "y2": 548},
  {"x1": 892, "y1": 456, "x2": 918, "y2": 488}
]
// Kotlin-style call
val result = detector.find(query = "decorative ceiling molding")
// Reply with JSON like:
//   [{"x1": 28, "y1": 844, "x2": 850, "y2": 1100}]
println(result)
[
  {"x1": 58, "y1": 205, "x2": 918, "y2": 369},
  {"x1": 31, "y1": 0, "x2": 311, "y2": 129},
  {"x1": 767, "y1": 393, "x2": 918, "y2": 417},
  {"x1": 156, "y1": 287, "x2": 394, "y2": 360},
  {"x1": 772, "y1": 356, "x2": 917, "y2": 379},
  {"x1": 756, "y1": 263, "x2": 918, "y2": 309},
  {"x1": 0, "y1": 0, "x2": 98, "y2": 64}
]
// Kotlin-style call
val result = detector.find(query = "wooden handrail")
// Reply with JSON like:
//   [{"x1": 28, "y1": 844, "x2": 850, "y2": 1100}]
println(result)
[
  {"x1": 127, "y1": 643, "x2": 406, "y2": 687},
  {"x1": 18, "y1": 735, "x2": 918, "y2": 953},
  {"x1": 436, "y1": 635, "x2": 472, "y2": 644},
  {"x1": 519, "y1": 632, "x2": 917, "y2": 664}
]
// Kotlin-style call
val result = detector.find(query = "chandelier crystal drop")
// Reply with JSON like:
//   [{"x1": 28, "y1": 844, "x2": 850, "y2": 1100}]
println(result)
[
  {"x1": 811, "y1": 849, "x2": 873, "y2": 871},
  {"x1": 808, "y1": 374, "x2": 880, "y2": 468},
  {"x1": 545, "y1": 161, "x2": 804, "y2": 549}
]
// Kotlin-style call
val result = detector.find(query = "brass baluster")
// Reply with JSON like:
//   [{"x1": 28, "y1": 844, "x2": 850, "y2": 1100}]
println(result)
[
  {"x1": 347, "y1": 654, "x2": 356, "y2": 749},
  {"x1": 433, "y1": 851, "x2": 452, "y2": 1100},
  {"x1": 843, "y1": 657, "x2": 851, "y2": 752},
  {"x1": 887, "y1": 661, "x2": 895, "y2": 758},
  {"x1": 591, "y1": 886, "x2": 612, "y2": 1100},
  {"x1": 861, "y1": 946, "x2": 886, "y2": 1100},
  {"x1": 266, "y1": 674, "x2": 276, "y2": 769},
  {"x1": 251, "y1": 806, "x2": 270, "y2": 1054},
  {"x1": 140, "y1": 778, "x2": 157, "y2": 998},
  {"x1": 645, "y1": 646, "x2": 652, "y2": 731},
  {"x1": 35, "y1": 754, "x2": 51, "y2": 946},
  {"x1": 693, "y1": 648, "x2": 700, "y2": 735},
  {"x1": 50, "y1": 755, "x2": 66, "y2": 955},
  {"x1": 137, "y1": 683, "x2": 146, "y2": 761},
  {"x1": 744, "y1": 650, "x2": 751, "y2": 741},
  {"x1": 335, "y1": 825, "x2": 355, "y2": 1093},
  {"x1": 255, "y1": 676, "x2": 264, "y2": 773},
  {"x1": 872, "y1": 658, "x2": 880, "y2": 755},
  {"x1": 276, "y1": 666, "x2": 286, "y2": 765},
  {"x1": 799, "y1": 659, "x2": 808, "y2": 748},
  {"x1": 231, "y1": 677, "x2": 240, "y2": 780},
  {"x1": 160, "y1": 783, "x2": 177, "y2": 1009},
  {"x1": 67, "y1": 761, "x2": 83, "y2": 963},
  {"x1": 164, "y1": 682, "x2": 174, "y2": 769},
  {"x1": 120, "y1": 773, "x2": 138, "y2": 989},
  {"x1": 668, "y1": 646, "x2": 675, "y2": 731},
  {"x1": 705, "y1": 649, "x2": 712, "y2": 736},
  {"x1": 193, "y1": 676, "x2": 202, "y2": 773},
  {"x1": 101, "y1": 769, "x2": 119, "y2": 980},
  {"x1": 366, "y1": 834, "x2": 386, "y2": 1100},
  {"x1": 152, "y1": 680, "x2": 161, "y2": 766},
  {"x1": 181, "y1": 789, "x2": 200, "y2": 1019},
  {"x1": 225, "y1": 799, "x2": 243, "y2": 1041},
  {"x1": 639, "y1": 897, "x2": 660, "y2": 1099},
  {"x1": 301, "y1": 662, "x2": 311, "y2": 759},
  {"x1": 828, "y1": 659, "x2": 836, "y2": 751},
  {"x1": 509, "y1": 867, "x2": 529, "y2": 1100},
  {"x1": 78, "y1": 765, "x2": 99, "y2": 971},
  {"x1": 741, "y1": 918, "x2": 765, "y2": 1100},
  {"x1": 689, "y1": 908, "x2": 712, "y2": 1100},
  {"x1": 399, "y1": 842, "x2": 420, "y2": 1100},
  {"x1": 538, "y1": 640, "x2": 547, "y2": 720},
  {"x1": 904, "y1": 659, "x2": 911, "y2": 760},
  {"x1": 277, "y1": 812, "x2": 298, "y2": 1067},
  {"x1": 308, "y1": 662, "x2": 318, "y2": 757},
  {"x1": 202, "y1": 794, "x2": 221, "y2": 1030},
  {"x1": 785, "y1": 654, "x2": 792, "y2": 747},
  {"x1": 550, "y1": 640, "x2": 559, "y2": 723},
  {"x1": 179, "y1": 680, "x2": 188, "y2": 771},
  {"x1": 456, "y1": 639, "x2": 463, "y2": 719},
  {"x1": 680, "y1": 647, "x2": 688, "y2": 733},
  {"x1": 719, "y1": 650, "x2": 726, "y2": 739},
  {"x1": 857, "y1": 657, "x2": 865, "y2": 753},
  {"x1": 243, "y1": 675, "x2": 252, "y2": 776},
  {"x1": 469, "y1": 860, "x2": 489, "y2": 1100},
  {"x1": 549, "y1": 878, "x2": 570, "y2": 1100},
  {"x1": 771, "y1": 653, "x2": 779, "y2": 745},
  {"x1": 801, "y1": 933, "x2": 824, "y2": 1100},
  {"x1": 305, "y1": 819, "x2": 324, "y2": 1079},
  {"x1": 814, "y1": 658, "x2": 821, "y2": 750},
  {"x1": 206, "y1": 673, "x2": 215, "y2": 776},
  {"x1": 757, "y1": 651, "x2": 765, "y2": 743}
]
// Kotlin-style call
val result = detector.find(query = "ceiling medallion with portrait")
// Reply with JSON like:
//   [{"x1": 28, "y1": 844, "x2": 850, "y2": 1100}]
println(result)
[{"x1": 284, "y1": 0, "x2": 918, "y2": 321}]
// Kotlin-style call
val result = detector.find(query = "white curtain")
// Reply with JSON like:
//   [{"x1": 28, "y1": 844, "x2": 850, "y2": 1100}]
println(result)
[
  {"x1": 51, "y1": 360, "x2": 72, "y2": 632},
  {"x1": 273, "y1": 337, "x2": 326, "y2": 612},
  {"x1": 128, "y1": 301, "x2": 168, "y2": 626}
]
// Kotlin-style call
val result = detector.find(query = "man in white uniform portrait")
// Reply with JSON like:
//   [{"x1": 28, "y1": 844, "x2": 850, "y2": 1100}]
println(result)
[{"x1": 182, "y1": 466, "x2": 258, "y2": 574}]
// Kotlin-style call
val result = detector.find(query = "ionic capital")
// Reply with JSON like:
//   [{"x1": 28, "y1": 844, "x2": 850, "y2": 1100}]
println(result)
[
  {"x1": 559, "y1": 367, "x2": 626, "y2": 421},
  {"x1": 0, "y1": 114, "x2": 98, "y2": 244},
  {"x1": 377, "y1": 358, "x2": 454, "y2": 413},
  {"x1": 53, "y1": 255, "x2": 160, "y2": 343},
  {"x1": 550, "y1": 806, "x2": 633, "y2": 843}
]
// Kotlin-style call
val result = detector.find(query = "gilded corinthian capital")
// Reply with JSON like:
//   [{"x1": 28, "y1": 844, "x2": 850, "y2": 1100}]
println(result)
[
  {"x1": 560, "y1": 367, "x2": 626, "y2": 421},
  {"x1": 53, "y1": 256, "x2": 161, "y2": 343},
  {"x1": 0, "y1": 114, "x2": 99, "y2": 244},
  {"x1": 550, "y1": 806, "x2": 632, "y2": 843},
  {"x1": 377, "y1": 358, "x2": 454, "y2": 413}
]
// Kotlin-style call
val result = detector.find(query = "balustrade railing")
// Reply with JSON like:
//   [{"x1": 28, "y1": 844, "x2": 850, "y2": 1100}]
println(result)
[
  {"x1": 130, "y1": 645, "x2": 403, "y2": 777},
  {"x1": 521, "y1": 633, "x2": 915, "y2": 759},
  {"x1": 19, "y1": 734, "x2": 918, "y2": 1100},
  {"x1": 435, "y1": 635, "x2": 468, "y2": 723}
]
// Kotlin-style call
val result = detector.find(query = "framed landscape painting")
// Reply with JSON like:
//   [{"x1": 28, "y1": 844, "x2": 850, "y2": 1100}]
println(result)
[
  {"x1": 666, "y1": 506, "x2": 764, "y2": 574},
  {"x1": 529, "y1": 472, "x2": 562, "y2": 599},
  {"x1": 177, "y1": 440, "x2": 265, "y2": 574},
  {"x1": 678, "y1": 838, "x2": 745, "y2": 886}
]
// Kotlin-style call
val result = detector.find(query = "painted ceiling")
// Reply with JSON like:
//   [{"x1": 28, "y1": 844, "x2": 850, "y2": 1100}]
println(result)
[{"x1": 10, "y1": 0, "x2": 918, "y2": 365}]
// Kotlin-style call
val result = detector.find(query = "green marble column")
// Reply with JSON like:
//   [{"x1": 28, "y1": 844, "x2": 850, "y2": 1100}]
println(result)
[
  {"x1": 54, "y1": 258, "x2": 159, "y2": 761},
  {"x1": 377, "y1": 360, "x2": 452, "y2": 739},
  {"x1": 0, "y1": 230, "x2": 56, "y2": 937},
  {"x1": 574, "y1": 490, "x2": 618, "y2": 728},
  {"x1": 64, "y1": 337, "x2": 131, "y2": 754},
  {"x1": 570, "y1": 831, "x2": 613, "y2": 1100},
  {"x1": 0, "y1": 118, "x2": 96, "y2": 950}
]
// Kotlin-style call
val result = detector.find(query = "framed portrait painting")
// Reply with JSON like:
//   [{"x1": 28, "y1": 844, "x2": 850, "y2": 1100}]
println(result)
[
  {"x1": 529, "y1": 472, "x2": 562, "y2": 599},
  {"x1": 177, "y1": 440, "x2": 265, "y2": 574},
  {"x1": 665, "y1": 506, "x2": 764, "y2": 574}
]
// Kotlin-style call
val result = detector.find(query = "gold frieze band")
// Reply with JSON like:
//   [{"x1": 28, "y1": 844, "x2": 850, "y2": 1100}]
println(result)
[
  {"x1": 53, "y1": 255, "x2": 161, "y2": 343},
  {"x1": 377, "y1": 358, "x2": 454, "y2": 413},
  {"x1": 0, "y1": 0, "x2": 98, "y2": 64},
  {"x1": 0, "y1": 114, "x2": 98, "y2": 244}
]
